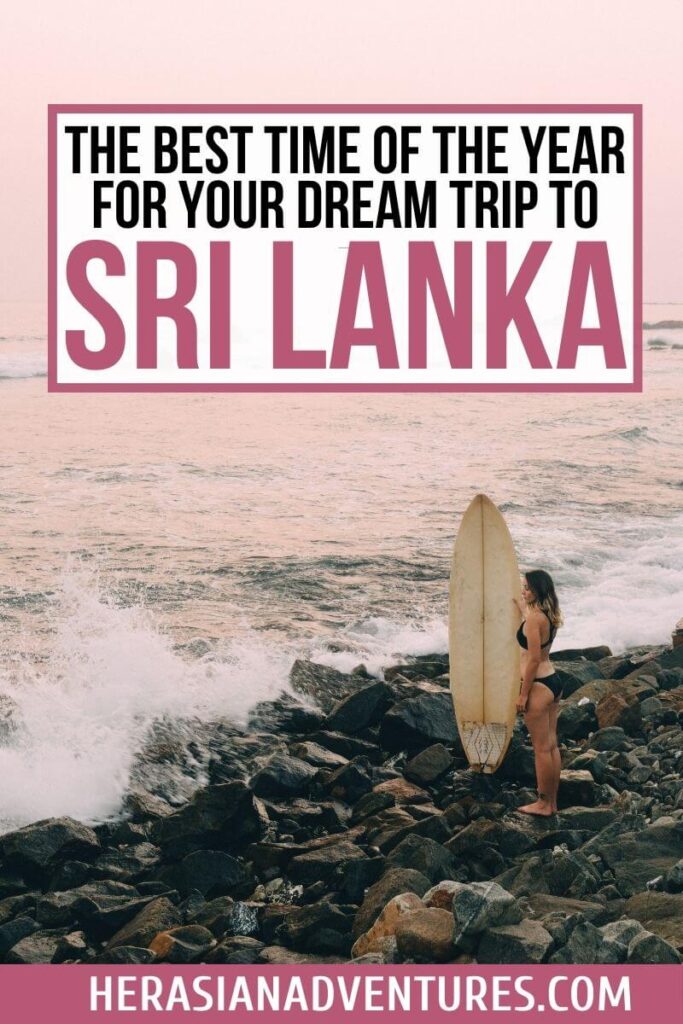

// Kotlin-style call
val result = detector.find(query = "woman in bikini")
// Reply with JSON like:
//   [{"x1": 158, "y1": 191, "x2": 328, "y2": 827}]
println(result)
[{"x1": 514, "y1": 570, "x2": 563, "y2": 817}]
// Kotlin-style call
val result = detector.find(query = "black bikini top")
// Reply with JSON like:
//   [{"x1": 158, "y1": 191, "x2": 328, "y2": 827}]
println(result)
[{"x1": 516, "y1": 610, "x2": 557, "y2": 651}]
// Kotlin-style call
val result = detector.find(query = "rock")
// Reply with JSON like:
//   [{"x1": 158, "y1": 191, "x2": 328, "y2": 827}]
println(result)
[
  {"x1": 288, "y1": 742, "x2": 348, "y2": 770},
  {"x1": 106, "y1": 897, "x2": 181, "y2": 950},
  {"x1": 37, "y1": 880, "x2": 155, "y2": 934},
  {"x1": 404, "y1": 744, "x2": 454, "y2": 784},
  {"x1": 149, "y1": 925, "x2": 215, "y2": 963},
  {"x1": 322, "y1": 760, "x2": 374, "y2": 802},
  {"x1": 386, "y1": 835, "x2": 458, "y2": 883},
  {"x1": 6, "y1": 931, "x2": 63, "y2": 964},
  {"x1": 558, "y1": 806, "x2": 618, "y2": 831},
  {"x1": 564, "y1": 921, "x2": 625, "y2": 963},
  {"x1": 600, "y1": 919, "x2": 646, "y2": 945},
  {"x1": 423, "y1": 880, "x2": 464, "y2": 910},
  {"x1": 552, "y1": 647, "x2": 612, "y2": 663},
  {"x1": 123, "y1": 790, "x2": 173, "y2": 821},
  {"x1": 384, "y1": 655, "x2": 449, "y2": 682},
  {"x1": 594, "y1": 819, "x2": 683, "y2": 895},
  {"x1": 557, "y1": 702, "x2": 598, "y2": 741},
  {"x1": 596, "y1": 693, "x2": 642, "y2": 733},
  {"x1": 494, "y1": 731, "x2": 537, "y2": 786},
  {"x1": 596, "y1": 655, "x2": 637, "y2": 679},
  {"x1": 161, "y1": 850, "x2": 249, "y2": 897},
  {"x1": 324, "y1": 682, "x2": 394, "y2": 734},
  {"x1": 378, "y1": 692, "x2": 462, "y2": 753},
  {"x1": 452, "y1": 882, "x2": 522, "y2": 940},
  {"x1": 210, "y1": 899, "x2": 259, "y2": 938},
  {"x1": 155, "y1": 782, "x2": 268, "y2": 858},
  {"x1": 205, "y1": 936, "x2": 265, "y2": 964},
  {"x1": 551, "y1": 661, "x2": 605, "y2": 697},
  {"x1": 283, "y1": 901, "x2": 353, "y2": 955},
  {"x1": 248, "y1": 694, "x2": 324, "y2": 734},
  {"x1": 88, "y1": 946, "x2": 156, "y2": 964},
  {"x1": 373, "y1": 778, "x2": 431, "y2": 805},
  {"x1": 0, "y1": 916, "x2": 40, "y2": 957},
  {"x1": 288, "y1": 841, "x2": 368, "y2": 884},
  {"x1": 395, "y1": 908, "x2": 456, "y2": 962},
  {"x1": 446, "y1": 818, "x2": 535, "y2": 860},
  {"x1": 627, "y1": 931, "x2": 681, "y2": 964},
  {"x1": 91, "y1": 843, "x2": 160, "y2": 882},
  {"x1": 251, "y1": 754, "x2": 318, "y2": 798},
  {"x1": 664, "y1": 859, "x2": 683, "y2": 894},
  {"x1": 310, "y1": 732, "x2": 383, "y2": 762},
  {"x1": 586, "y1": 726, "x2": 629, "y2": 752},
  {"x1": 0, "y1": 818, "x2": 100, "y2": 877},
  {"x1": 623, "y1": 892, "x2": 683, "y2": 950},
  {"x1": 0, "y1": 893, "x2": 36, "y2": 927},
  {"x1": 351, "y1": 790, "x2": 395, "y2": 823},
  {"x1": 353, "y1": 868, "x2": 431, "y2": 938},
  {"x1": 289, "y1": 660, "x2": 368, "y2": 714},
  {"x1": 524, "y1": 893, "x2": 608, "y2": 923},
  {"x1": 351, "y1": 893, "x2": 423, "y2": 958},
  {"x1": 558, "y1": 770, "x2": 602, "y2": 807},
  {"x1": 258, "y1": 945, "x2": 344, "y2": 965},
  {"x1": 477, "y1": 920, "x2": 554, "y2": 964},
  {"x1": 53, "y1": 930, "x2": 89, "y2": 963}
]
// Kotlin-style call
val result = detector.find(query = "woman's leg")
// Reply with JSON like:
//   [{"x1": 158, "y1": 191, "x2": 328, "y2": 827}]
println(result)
[
  {"x1": 548, "y1": 699, "x2": 561, "y2": 811},
  {"x1": 518, "y1": 682, "x2": 556, "y2": 816}
]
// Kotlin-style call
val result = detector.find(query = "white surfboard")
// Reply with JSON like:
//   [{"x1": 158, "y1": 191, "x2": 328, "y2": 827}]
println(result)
[{"x1": 449, "y1": 494, "x2": 522, "y2": 772}]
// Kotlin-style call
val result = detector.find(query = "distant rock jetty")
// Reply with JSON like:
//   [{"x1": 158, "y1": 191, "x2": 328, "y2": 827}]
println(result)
[{"x1": 0, "y1": 639, "x2": 681, "y2": 966}]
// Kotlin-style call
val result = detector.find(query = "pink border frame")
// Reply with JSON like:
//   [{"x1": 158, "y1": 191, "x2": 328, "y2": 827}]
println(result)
[{"x1": 47, "y1": 104, "x2": 642, "y2": 393}]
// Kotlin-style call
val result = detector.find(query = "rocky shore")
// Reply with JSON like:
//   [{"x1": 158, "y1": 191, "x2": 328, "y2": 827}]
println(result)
[{"x1": 1, "y1": 640, "x2": 682, "y2": 966}]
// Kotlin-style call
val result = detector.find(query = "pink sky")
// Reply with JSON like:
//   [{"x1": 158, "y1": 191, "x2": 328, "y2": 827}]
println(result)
[{"x1": 1, "y1": 0, "x2": 681, "y2": 303}]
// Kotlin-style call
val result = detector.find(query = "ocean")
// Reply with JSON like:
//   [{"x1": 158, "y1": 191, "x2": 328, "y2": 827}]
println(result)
[{"x1": 0, "y1": 300, "x2": 681, "y2": 831}]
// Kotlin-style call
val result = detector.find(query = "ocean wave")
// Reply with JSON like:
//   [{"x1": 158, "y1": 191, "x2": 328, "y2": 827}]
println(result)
[{"x1": 0, "y1": 570, "x2": 292, "y2": 833}]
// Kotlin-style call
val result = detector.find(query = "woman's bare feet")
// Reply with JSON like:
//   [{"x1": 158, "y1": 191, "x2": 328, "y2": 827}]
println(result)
[{"x1": 517, "y1": 798, "x2": 555, "y2": 817}]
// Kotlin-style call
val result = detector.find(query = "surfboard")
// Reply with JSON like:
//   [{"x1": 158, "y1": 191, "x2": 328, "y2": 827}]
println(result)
[{"x1": 449, "y1": 494, "x2": 522, "y2": 772}]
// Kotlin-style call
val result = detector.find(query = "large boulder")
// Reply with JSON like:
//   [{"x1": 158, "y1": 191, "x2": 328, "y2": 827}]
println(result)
[
  {"x1": 106, "y1": 897, "x2": 181, "y2": 950},
  {"x1": 155, "y1": 782, "x2": 268, "y2": 859},
  {"x1": 149, "y1": 925, "x2": 215, "y2": 963},
  {"x1": 160, "y1": 850, "x2": 249, "y2": 897},
  {"x1": 386, "y1": 835, "x2": 458, "y2": 883},
  {"x1": 395, "y1": 908, "x2": 456, "y2": 962},
  {"x1": 250, "y1": 755, "x2": 318, "y2": 798},
  {"x1": 477, "y1": 920, "x2": 553, "y2": 964},
  {"x1": 627, "y1": 931, "x2": 681, "y2": 964},
  {"x1": 384, "y1": 655, "x2": 449, "y2": 682},
  {"x1": 324, "y1": 682, "x2": 394, "y2": 734},
  {"x1": 551, "y1": 661, "x2": 605, "y2": 697},
  {"x1": 282, "y1": 902, "x2": 354, "y2": 956},
  {"x1": 379, "y1": 693, "x2": 461, "y2": 753},
  {"x1": 451, "y1": 882, "x2": 521, "y2": 941},
  {"x1": 0, "y1": 916, "x2": 40, "y2": 957},
  {"x1": 623, "y1": 892, "x2": 683, "y2": 951},
  {"x1": 36, "y1": 880, "x2": 153, "y2": 934},
  {"x1": 0, "y1": 818, "x2": 100, "y2": 878},
  {"x1": 404, "y1": 744, "x2": 454, "y2": 784},
  {"x1": 288, "y1": 841, "x2": 368, "y2": 884},
  {"x1": 552, "y1": 647, "x2": 612, "y2": 663},
  {"x1": 351, "y1": 893, "x2": 423, "y2": 958},
  {"x1": 353, "y1": 868, "x2": 431, "y2": 938},
  {"x1": 592, "y1": 818, "x2": 683, "y2": 896},
  {"x1": 289, "y1": 660, "x2": 369, "y2": 714}
]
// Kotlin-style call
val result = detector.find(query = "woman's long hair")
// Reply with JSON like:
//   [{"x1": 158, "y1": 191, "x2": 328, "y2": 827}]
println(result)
[{"x1": 525, "y1": 570, "x2": 563, "y2": 630}]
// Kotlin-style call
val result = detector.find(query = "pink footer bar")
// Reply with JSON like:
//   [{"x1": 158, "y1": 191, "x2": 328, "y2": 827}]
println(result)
[{"x1": 0, "y1": 965, "x2": 681, "y2": 1022}]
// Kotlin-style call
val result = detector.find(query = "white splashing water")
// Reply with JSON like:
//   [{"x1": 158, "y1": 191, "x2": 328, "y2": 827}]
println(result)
[{"x1": 0, "y1": 571, "x2": 292, "y2": 833}]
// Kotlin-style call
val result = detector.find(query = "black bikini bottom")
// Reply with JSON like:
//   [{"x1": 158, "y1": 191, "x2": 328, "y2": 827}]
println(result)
[{"x1": 534, "y1": 674, "x2": 563, "y2": 701}]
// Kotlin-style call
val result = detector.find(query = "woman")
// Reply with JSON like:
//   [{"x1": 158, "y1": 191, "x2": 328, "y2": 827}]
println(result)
[{"x1": 514, "y1": 570, "x2": 563, "y2": 817}]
